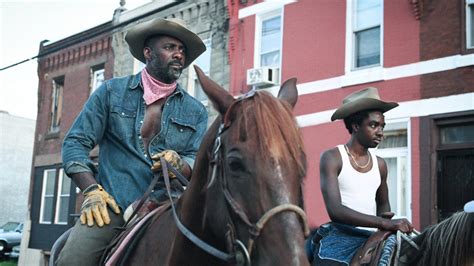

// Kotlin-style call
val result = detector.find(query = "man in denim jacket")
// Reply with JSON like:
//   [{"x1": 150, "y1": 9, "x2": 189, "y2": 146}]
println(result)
[{"x1": 57, "y1": 18, "x2": 208, "y2": 265}]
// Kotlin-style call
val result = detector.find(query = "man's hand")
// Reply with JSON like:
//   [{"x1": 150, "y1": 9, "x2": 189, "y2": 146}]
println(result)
[
  {"x1": 381, "y1": 218, "x2": 414, "y2": 233},
  {"x1": 151, "y1": 150, "x2": 184, "y2": 178},
  {"x1": 80, "y1": 184, "x2": 121, "y2": 227}
]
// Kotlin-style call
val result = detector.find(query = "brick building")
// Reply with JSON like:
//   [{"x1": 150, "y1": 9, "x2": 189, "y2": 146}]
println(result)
[
  {"x1": 24, "y1": 0, "x2": 229, "y2": 264},
  {"x1": 227, "y1": 0, "x2": 474, "y2": 230}
]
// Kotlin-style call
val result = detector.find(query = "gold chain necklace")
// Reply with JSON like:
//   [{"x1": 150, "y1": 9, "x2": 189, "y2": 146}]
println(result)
[{"x1": 344, "y1": 145, "x2": 371, "y2": 169}]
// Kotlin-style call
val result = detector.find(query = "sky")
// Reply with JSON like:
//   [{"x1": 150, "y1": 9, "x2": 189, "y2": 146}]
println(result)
[{"x1": 0, "y1": 0, "x2": 151, "y2": 120}]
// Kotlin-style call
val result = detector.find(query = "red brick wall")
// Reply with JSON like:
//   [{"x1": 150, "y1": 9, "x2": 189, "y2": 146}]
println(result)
[
  {"x1": 35, "y1": 35, "x2": 114, "y2": 157},
  {"x1": 282, "y1": 0, "x2": 346, "y2": 83},
  {"x1": 301, "y1": 122, "x2": 348, "y2": 227},
  {"x1": 421, "y1": 66, "x2": 474, "y2": 98},
  {"x1": 420, "y1": 0, "x2": 463, "y2": 60}
]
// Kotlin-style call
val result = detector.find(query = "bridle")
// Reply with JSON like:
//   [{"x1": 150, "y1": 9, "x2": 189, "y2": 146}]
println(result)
[{"x1": 161, "y1": 92, "x2": 310, "y2": 266}]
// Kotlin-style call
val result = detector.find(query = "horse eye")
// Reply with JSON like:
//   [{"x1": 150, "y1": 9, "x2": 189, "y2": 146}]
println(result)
[{"x1": 227, "y1": 157, "x2": 245, "y2": 172}]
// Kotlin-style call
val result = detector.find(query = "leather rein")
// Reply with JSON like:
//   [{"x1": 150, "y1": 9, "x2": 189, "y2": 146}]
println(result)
[{"x1": 158, "y1": 92, "x2": 310, "y2": 266}]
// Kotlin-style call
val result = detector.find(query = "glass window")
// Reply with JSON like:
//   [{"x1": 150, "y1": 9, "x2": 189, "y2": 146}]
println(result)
[
  {"x1": 40, "y1": 169, "x2": 56, "y2": 224},
  {"x1": 193, "y1": 38, "x2": 212, "y2": 102},
  {"x1": 467, "y1": 0, "x2": 474, "y2": 48},
  {"x1": 50, "y1": 78, "x2": 64, "y2": 132},
  {"x1": 373, "y1": 121, "x2": 410, "y2": 218},
  {"x1": 353, "y1": 0, "x2": 382, "y2": 68},
  {"x1": 440, "y1": 123, "x2": 474, "y2": 144},
  {"x1": 55, "y1": 169, "x2": 71, "y2": 224},
  {"x1": 260, "y1": 16, "x2": 281, "y2": 67},
  {"x1": 90, "y1": 66, "x2": 104, "y2": 95}
]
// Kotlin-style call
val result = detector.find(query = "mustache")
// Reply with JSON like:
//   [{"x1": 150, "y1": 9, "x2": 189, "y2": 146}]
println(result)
[{"x1": 169, "y1": 60, "x2": 183, "y2": 68}]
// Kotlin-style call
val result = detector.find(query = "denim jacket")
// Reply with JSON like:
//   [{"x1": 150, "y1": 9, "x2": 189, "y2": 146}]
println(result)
[{"x1": 62, "y1": 71, "x2": 208, "y2": 209}]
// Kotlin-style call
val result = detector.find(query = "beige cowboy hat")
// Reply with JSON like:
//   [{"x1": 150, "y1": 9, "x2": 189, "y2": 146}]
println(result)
[
  {"x1": 125, "y1": 18, "x2": 206, "y2": 68},
  {"x1": 331, "y1": 87, "x2": 398, "y2": 121}
]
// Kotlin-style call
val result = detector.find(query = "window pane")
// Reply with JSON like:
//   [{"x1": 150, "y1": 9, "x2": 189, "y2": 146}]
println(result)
[
  {"x1": 261, "y1": 51, "x2": 280, "y2": 68},
  {"x1": 378, "y1": 129, "x2": 407, "y2": 149},
  {"x1": 45, "y1": 170, "x2": 56, "y2": 195},
  {"x1": 261, "y1": 16, "x2": 281, "y2": 67},
  {"x1": 61, "y1": 171, "x2": 71, "y2": 194},
  {"x1": 91, "y1": 68, "x2": 104, "y2": 95},
  {"x1": 57, "y1": 196, "x2": 70, "y2": 223},
  {"x1": 440, "y1": 124, "x2": 474, "y2": 144},
  {"x1": 385, "y1": 157, "x2": 398, "y2": 213},
  {"x1": 194, "y1": 80, "x2": 208, "y2": 102},
  {"x1": 355, "y1": 27, "x2": 380, "y2": 67},
  {"x1": 42, "y1": 197, "x2": 53, "y2": 223},
  {"x1": 194, "y1": 39, "x2": 211, "y2": 74},
  {"x1": 355, "y1": 0, "x2": 382, "y2": 30}
]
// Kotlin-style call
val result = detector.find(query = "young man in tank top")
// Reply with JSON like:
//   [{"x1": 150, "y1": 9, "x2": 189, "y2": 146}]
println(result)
[{"x1": 311, "y1": 87, "x2": 413, "y2": 265}]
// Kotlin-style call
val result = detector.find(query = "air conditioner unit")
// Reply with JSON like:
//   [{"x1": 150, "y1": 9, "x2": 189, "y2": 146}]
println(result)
[{"x1": 246, "y1": 67, "x2": 280, "y2": 87}]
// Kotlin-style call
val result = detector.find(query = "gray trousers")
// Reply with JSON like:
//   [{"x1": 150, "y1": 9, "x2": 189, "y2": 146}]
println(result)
[{"x1": 57, "y1": 211, "x2": 124, "y2": 266}]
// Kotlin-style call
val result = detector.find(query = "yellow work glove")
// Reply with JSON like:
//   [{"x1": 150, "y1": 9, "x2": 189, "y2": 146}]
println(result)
[
  {"x1": 151, "y1": 150, "x2": 185, "y2": 178},
  {"x1": 80, "y1": 184, "x2": 121, "y2": 227}
]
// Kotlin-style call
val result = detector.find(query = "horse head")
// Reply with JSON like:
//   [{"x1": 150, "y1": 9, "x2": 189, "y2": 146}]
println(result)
[{"x1": 179, "y1": 66, "x2": 309, "y2": 265}]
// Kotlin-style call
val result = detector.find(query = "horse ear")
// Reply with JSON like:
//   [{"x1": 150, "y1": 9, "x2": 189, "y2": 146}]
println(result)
[
  {"x1": 194, "y1": 65, "x2": 234, "y2": 115},
  {"x1": 277, "y1": 78, "x2": 298, "y2": 109}
]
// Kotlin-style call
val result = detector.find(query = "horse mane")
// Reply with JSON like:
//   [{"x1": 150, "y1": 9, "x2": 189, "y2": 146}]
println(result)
[
  {"x1": 413, "y1": 211, "x2": 474, "y2": 266},
  {"x1": 235, "y1": 91, "x2": 307, "y2": 180}
]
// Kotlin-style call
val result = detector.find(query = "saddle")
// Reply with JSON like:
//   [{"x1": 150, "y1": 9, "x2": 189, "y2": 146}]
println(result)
[
  {"x1": 350, "y1": 229, "x2": 393, "y2": 266},
  {"x1": 350, "y1": 212, "x2": 396, "y2": 266},
  {"x1": 48, "y1": 199, "x2": 171, "y2": 266}
]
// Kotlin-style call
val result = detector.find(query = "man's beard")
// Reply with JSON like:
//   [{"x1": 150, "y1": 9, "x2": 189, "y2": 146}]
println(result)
[{"x1": 147, "y1": 53, "x2": 183, "y2": 83}]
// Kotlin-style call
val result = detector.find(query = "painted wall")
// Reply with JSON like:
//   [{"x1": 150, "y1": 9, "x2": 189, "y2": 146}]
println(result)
[{"x1": 0, "y1": 112, "x2": 35, "y2": 226}]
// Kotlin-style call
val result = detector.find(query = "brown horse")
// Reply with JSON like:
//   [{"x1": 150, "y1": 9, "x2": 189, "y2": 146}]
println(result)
[
  {"x1": 395, "y1": 211, "x2": 474, "y2": 266},
  {"x1": 118, "y1": 66, "x2": 309, "y2": 265}
]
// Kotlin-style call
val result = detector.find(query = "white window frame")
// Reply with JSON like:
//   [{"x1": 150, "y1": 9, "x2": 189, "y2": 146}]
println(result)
[
  {"x1": 54, "y1": 169, "x2": 70, "y2": 224},
  {"x1": 372, "y1": 118, "x2": 412, "y2": 221},
  {"x1": 345, "y1": 0, "x2": 384, "y2": 73},
  {"x1": 188, "y1": 38, "x2": 212, "y2": 105},
  {"x1": 90, "y1": 67, "x2": 105, "y2": 95},
  {"x1": 39, "y1": 169, "x2": 56, "y2": 224},
  {"x1": 254, "y1": 8, "x2": 284, "y2": 71},
  {"x1": 467, "y1": 0, "x2": 474, "y2": 49}
]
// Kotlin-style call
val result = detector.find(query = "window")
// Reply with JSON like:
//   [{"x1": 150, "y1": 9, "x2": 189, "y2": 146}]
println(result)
[
  {"x1": 90, "y1": 65, "x2": 104, "y2": 95},
  {"x1": 39, "y1": 168, "x2": 72, "y2": 224},
  {"x1": 467, "y1": 0, "x2": 474, "y2": 49},
  {"x1": 54, "y1": 169, "x2": 71, "y2": 224},
  {"x1": 373, "y1": 121, "x2": 411, "y2": 219},
  {"x1": 256, "y1": 10, "x2": 282, "y2": 68},
  {"x1": 193, "y1": 38, "x2": 212, "y2": 102},
  {"x1": 353, "y1": 0, "x2": 382, "y2": 69},
  {"x1": 50, "y1": 78, "x2": 64, "y2": 132},
  {"x1": 39, "y1": 169, "x2": 56, "y2": 224}
]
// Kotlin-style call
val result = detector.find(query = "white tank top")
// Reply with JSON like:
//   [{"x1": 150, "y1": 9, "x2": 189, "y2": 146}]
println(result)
[{"x1": 337, "y1": 145, "x2": 381, "y2": 216}]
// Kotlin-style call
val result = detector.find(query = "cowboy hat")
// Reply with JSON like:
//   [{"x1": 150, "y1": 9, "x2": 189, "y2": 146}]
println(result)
[
  {"x1": 331, "y1": 87, "x2": 398, "y2": 121},
  {"x1": 125, "y1": 18, "x2": 206, "y2": 68}
]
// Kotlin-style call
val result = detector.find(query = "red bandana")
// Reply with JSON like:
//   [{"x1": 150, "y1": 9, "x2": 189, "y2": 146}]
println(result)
[{"x1": 141, "y1": 68, "x2": 177, "y2": 105}]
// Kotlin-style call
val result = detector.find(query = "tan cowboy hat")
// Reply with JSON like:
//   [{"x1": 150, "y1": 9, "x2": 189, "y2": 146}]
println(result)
[
  {"x1": 331, "y1": 87, "x2": 398, "y2": 121},
  {"x1": 125, "y1": 18, "x2": 206, "y2": 68}
]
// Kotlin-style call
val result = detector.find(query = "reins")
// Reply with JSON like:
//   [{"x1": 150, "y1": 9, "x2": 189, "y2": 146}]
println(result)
[{"x1": 152, "y1": 91, "x2": 310, "y2": 265}]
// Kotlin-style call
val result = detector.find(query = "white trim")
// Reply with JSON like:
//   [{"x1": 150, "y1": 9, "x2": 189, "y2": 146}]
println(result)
[
  {"x1": 238, "y1": 0, "x2": 296, "y2": 19},
  {"x1": 372, "y1": 118, "x2": 412, "y2": 220},
  {"x1": 54, "y1": 169, "x2": 69, "y2": 225},
  {"x1": 297, "y1": 92, "x2": 474, "y2": 128},
  {"x1": 346, "y1": 0, "x2": 384, "y2": 72},
  {"x1": 39, "y1": 169, "x2": 55, "y2": 224},
  {"x1": 253, "y1": 9, "x2": 283, "y2": 69},
  {"x1": 293, "y1": 53, "x2": 474, "y2": 96}
]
